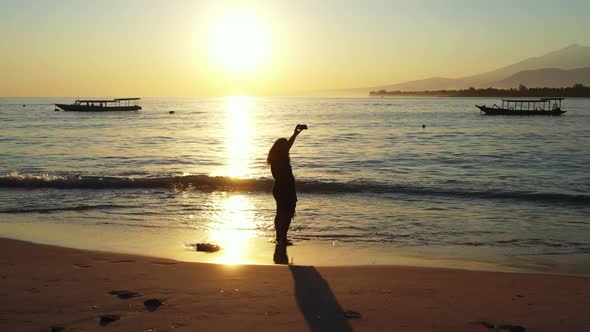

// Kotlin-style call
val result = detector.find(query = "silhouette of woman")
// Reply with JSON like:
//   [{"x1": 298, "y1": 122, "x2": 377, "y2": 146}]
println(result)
[{"x1": 268, "y1": 124, "x2": 306, "y2": 261}]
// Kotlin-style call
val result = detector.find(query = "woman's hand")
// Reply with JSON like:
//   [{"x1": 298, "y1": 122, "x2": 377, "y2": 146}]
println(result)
[{"x1": 294, "y1": 124, "x2": 307, "y2": 134}]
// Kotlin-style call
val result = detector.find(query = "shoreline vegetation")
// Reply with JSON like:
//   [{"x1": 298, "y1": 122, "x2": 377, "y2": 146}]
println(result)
[
  {"x1": 369, "y1": 84, "x2": 590, "y2": 98},
  {"x1": 2, "y1": 238, "x2": 590, "y2": 331}
]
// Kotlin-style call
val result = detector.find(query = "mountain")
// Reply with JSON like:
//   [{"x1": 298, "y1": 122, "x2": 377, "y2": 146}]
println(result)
[
  {"x1": 463, "y1": 43, "x2": 590, "y2": 87},
  {"x1": 490, "y1": 67, "x2": 590, "y2": 89},
  {"x1": 328, "y1": 44, "x2": 590, "y2": 95}
]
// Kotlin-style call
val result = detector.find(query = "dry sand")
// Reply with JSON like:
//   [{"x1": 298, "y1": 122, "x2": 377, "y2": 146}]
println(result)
[{"x1": 0, "y1": 238, "x2": 588, "y2": 331}]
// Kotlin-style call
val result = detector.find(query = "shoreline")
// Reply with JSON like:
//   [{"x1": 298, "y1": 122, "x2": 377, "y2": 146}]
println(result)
[
  {"x1": 1, "y1": 220, "x2": 590, "y2": 277},
  {"x1": 1, "y1": 237, "x2": 589, "y2": 331}
]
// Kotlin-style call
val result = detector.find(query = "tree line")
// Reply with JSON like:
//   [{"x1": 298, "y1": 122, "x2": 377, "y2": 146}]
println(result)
[{"x1": 369, "y1": 84, "x2": 590, "y2": 97}]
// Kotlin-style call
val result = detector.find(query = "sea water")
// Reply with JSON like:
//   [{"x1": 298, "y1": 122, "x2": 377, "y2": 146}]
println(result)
[{"x1": 1, "y1": 97, "x2": 589, "y2": 271}]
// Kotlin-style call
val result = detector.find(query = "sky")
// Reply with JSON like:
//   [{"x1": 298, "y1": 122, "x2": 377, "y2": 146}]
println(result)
[{"x1": 1, "y1": 0, "x2": 589, "y2": 97}]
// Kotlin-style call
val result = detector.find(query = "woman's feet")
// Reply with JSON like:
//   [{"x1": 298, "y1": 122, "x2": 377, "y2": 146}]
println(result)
[{"x1": 273, "y1": 243, "x2": 289, "y2": 264}]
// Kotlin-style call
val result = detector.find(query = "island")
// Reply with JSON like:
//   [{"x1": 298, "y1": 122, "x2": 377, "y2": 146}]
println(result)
[{"x1": 369, "y1": 84, "x2": 590, "y2": 97}]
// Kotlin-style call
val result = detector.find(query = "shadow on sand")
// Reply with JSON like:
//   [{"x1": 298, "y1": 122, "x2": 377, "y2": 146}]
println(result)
[
  {"x1": 274, "y1": 243, "x2": 354, "y2": 331},
  {"x1": 288, "y1": 265, "x2": 354, "y2": 332}
]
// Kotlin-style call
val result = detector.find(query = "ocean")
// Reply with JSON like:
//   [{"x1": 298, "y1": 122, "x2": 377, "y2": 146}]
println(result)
[{"x1": 1, "y1": 97, "x2": 589, "y2": 272}]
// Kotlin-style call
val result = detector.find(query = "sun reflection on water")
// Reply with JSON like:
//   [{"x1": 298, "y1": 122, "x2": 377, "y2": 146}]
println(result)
[
  {"x1": 206, "y1": 194, "x2": 260, "y2": 265},
  {"x1": 203, "y1": 97, "x2": 266, "y2": 265},
  {"x1": 210, "y1": 96, "x2": 255, "y2": 178}
]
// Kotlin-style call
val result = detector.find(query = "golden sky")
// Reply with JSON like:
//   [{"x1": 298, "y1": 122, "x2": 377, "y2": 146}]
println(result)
[{"x1": 1, "y1": 0, "x2": 589, "y2": 97}]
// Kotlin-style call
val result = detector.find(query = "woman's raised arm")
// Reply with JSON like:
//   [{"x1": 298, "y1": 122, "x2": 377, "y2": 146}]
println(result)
[{"x1": 287, "y1": 124, "x2": 306, "y2": 151}]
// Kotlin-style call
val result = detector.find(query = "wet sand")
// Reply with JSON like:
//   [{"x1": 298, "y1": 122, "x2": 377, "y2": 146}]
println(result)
[
  {"x1": 1, "y1": 238, "x2": 589, "y2": 331},
  {"x1": 4, "y1": 220, "x2": 588, "y2": 275}
]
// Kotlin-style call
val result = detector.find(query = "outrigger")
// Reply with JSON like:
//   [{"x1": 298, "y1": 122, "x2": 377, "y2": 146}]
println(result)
[
  {"x1": 55, "y1": 98, "x2": 141, "y2": 112},
  {"x1": 476, "y1": 97, "x2": 566, "y2": 116}
]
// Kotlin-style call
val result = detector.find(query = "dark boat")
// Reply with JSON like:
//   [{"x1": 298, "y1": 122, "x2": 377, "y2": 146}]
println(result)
[
  {"x1": 476, "y1": 97, "x2": 566, "y2": 116},
  {"x1": 55, "y1": 98, "x2": 141, "y2": 112}
]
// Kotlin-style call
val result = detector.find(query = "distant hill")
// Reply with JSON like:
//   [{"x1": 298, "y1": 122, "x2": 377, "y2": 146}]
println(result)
[
  {"x1": 490, "y1": 67, "x2": 590, "y2": 88},
  {"x1": 327, "y1": 44, "x2": 590, "y2": 95}
]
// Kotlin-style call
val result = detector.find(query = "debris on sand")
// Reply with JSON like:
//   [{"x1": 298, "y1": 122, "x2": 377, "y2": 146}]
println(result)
[{"x1": 189, "y1": 243, "x2": 221, "y2": 252}]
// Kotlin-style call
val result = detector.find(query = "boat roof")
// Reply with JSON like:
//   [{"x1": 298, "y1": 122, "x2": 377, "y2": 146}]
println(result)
[
  {"x1": 502, "y1": 97, "x2": 565, "y2": 102},
  {"x1": 75, "y1": 98, "x2": 141, "y2": 102},
  {"x1": 76, "y1": 99, "x2": 113, "y2": 103}
]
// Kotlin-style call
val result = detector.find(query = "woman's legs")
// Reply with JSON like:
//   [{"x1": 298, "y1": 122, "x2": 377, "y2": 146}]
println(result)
[
  {"x1": 275, "y1": 214, "x2": 290, "y2": 244},
  {"x1": 274, "y1": 213, "x2": 283, "y2": 243},
  {"x1": 281, "y1": 214, "x2": 292, "y2": 243},
  {"x1": 273, "y1": 202, "x2": 294, "y2": 263},
  {"x1": 274, "y1": 195, "x2": 295, "y2": 244},
  {"x1": 275, "y1": 204, "x2": 294, "y2": 245},
  {"x1": 273, "y1": 209, "x2": 289, "y2": 263}
]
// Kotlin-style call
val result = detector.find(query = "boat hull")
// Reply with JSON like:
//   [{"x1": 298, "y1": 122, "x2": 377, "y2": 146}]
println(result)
[
  {"x1": 55, "y1": 104, "x2": 141, "y2": 112},
  {"x1": 476, "y1": 105, "x2": 565, "y2": 116}
]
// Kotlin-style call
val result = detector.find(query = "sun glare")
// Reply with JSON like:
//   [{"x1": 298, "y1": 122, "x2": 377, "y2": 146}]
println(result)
[{"x1": 208, "y1": 11, "x2": 271, "y2": 73}]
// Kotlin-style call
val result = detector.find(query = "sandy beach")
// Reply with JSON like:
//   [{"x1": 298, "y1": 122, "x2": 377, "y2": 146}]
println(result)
[{"x1": 0, "y1": 238, "x2": 588, "y2": 331}]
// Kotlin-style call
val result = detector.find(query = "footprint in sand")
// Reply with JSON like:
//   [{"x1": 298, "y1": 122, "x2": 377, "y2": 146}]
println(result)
[
  {"x1": 150, "y1": 261, "x2": 177, "y2": 265},
  {"x1": 343, "y1": 310, "x2": 362, "y2": 319},
  {"x1": 477, "y1": 321, "x2": 527, "y2": 332},
  {"x1": 110, "y1": 259, "x2": 135, "y2": 263},
  {"x1": 144, "y1": 299, "x2": 164, "y2": 312},
  {"x1": 99, "y1": 314, "x2": 121, "y2": 326},
  {"x1": 171, "y1": 322, "x2": 188, "y2": 329},
  {"x1": 108, "y1": 290, "x2": 142, "y2": 299}
]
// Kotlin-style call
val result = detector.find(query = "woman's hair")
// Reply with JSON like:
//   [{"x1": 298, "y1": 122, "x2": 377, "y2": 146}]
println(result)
[{"x1": 267, "y1": 138, "x2": 289, "y2": 165}]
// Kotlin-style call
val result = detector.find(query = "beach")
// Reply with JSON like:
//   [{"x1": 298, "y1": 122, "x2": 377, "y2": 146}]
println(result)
[{"x1": 1, "y1": 238, "x2": 589, "y2": 331}]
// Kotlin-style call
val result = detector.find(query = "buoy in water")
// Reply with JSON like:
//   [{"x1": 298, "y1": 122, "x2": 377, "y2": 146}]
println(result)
[
  {"x1": 169, "y1": 111, "x2": 175, "y2": 114},
  {"x1": 422, "y1": 124, "x2": 426, "y2": 129}
]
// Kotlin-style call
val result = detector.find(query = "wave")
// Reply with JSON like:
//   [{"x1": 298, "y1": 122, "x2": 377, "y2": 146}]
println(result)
[
  {"x1": 1, "y1": 172, "x2": 589, "y2": 205},
  {"x1": 0, "y1": 172, "x2": 274, "y2": 190},
  {"x1": 0, "y1": 204, "x2": 129, "y2": 214}
]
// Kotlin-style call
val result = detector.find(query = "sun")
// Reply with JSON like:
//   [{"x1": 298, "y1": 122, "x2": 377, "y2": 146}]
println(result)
[{"x1": 208, "y1": 11, "x2": 271, "y2": 73}]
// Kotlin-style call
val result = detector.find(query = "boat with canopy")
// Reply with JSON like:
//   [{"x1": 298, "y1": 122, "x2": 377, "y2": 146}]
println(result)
[
  {"x1": 55, "y1": 98, "x2": 141, "y2": 112},
  {"x1": 476, "y1": 97, "x2": 565, "y2": 116}
]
